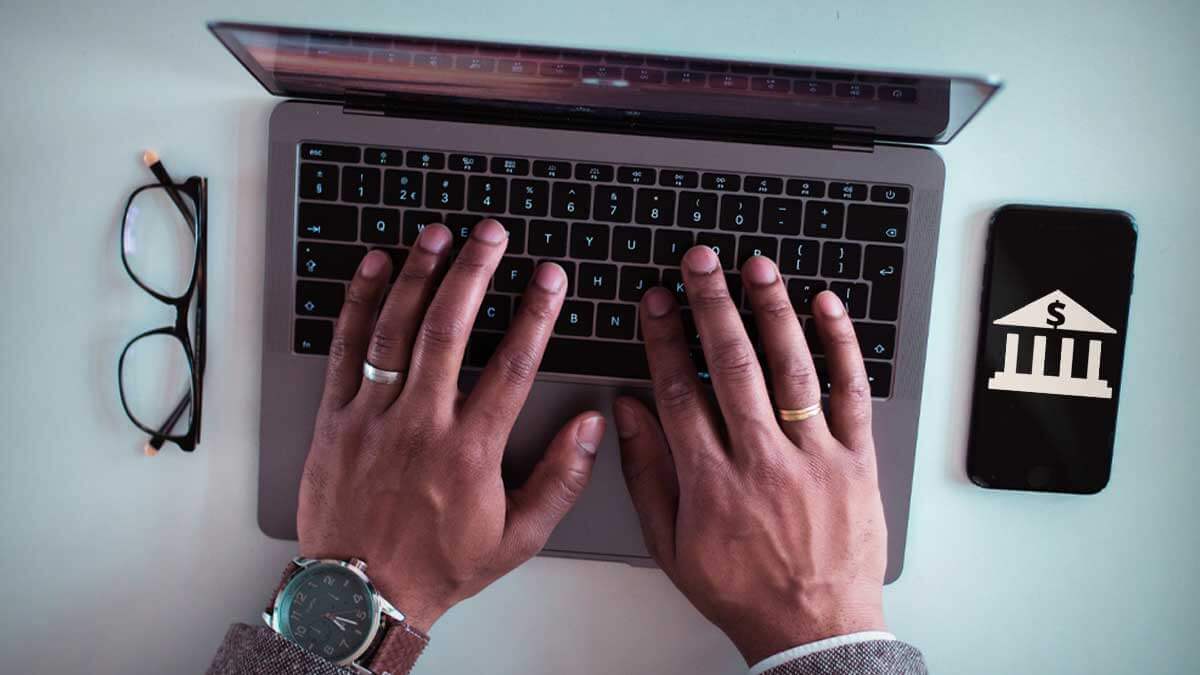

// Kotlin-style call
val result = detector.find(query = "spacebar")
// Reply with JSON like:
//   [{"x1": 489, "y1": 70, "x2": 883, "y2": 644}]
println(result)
[{"x1": 467, "y1": 333, "x2": 651, "y2": 380}]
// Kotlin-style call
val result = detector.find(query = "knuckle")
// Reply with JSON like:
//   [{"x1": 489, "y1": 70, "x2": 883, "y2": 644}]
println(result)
[
  {"x1": 495, "y1": 344, "x2": 540, "y2": 386},
  {"x1": 517, "y1": 294, "x2": 558, "y2": 324},
  {"x1": 368, "y1": 327, "x2": 407, "y2": 361},
  {"x1": 827, "y1": 324, "x2": 859, "y2": 349},
  {"x1": 396, "y1": 264, "x2": 434, "y2": 285},
  {"x1": 707, "y1": 338, "x2": 759, "y2": 382},
  {"x1": 757, "y1": 297, "x2": 797, "y2": 323},
  {"x1": 841, "y1": 374, "x2": 873, "y2": 406},
  {"x1": 419, "y1": 311, "x2": 469, "y2": 347},
  {"x1": 774, "y1": 357, "x2": 818, "y2": 394},
  {"x1": 687, "y1": 285, "x2": 733, "y2": 312},
  {"x1": 326, "y1": 335, "x2": 353, "y2": 363},
  {"x1": 343, "y1": 281, "x2": 375, "y2": 309},
  {"x1": 654, "y1": 369, "x2": 699, "y2": 414},
  {"x1": 451, "y1": 251, "x2": 492, "y2": 280},
  {"x1": 551, "y1": 466, "x2": 590, "y2": 509}
]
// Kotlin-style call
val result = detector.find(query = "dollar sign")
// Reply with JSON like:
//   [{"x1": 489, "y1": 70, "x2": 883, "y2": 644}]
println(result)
[{"x1": 1046, "y1": 300, "x2": 1066, "y2": 328}]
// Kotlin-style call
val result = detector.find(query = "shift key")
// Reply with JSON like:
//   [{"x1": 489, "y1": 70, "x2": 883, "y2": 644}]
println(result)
[{"x1": 863, "y1": 245, "x2": 903, "y2": 321}]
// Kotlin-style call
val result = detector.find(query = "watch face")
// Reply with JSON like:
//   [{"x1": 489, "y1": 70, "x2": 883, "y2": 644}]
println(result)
[{"x1": 277, "y1": 563, "x2": 377, "y2": 663}]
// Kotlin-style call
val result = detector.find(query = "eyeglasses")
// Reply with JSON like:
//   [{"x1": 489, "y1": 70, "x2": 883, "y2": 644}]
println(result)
[{"x1": 117, "y1": 174, "x2": 207, "y2": 454}]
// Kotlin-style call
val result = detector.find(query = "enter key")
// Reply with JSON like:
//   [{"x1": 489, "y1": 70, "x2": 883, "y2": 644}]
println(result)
[{"x1": 864, "y1": 245, "x2": 904, "y2": 321}]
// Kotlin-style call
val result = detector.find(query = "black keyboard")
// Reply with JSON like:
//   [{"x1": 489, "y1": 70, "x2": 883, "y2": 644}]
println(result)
[{"x1": 292, "y1": 142, "x2": 909, "y2": 398}]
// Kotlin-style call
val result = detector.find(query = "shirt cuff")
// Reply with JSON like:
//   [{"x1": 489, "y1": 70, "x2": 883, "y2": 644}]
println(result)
[{"x1": 748, "y1": 631, "x2": 897, "y2": 675}]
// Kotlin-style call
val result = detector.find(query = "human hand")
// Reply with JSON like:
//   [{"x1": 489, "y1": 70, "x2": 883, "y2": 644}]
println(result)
[
  {"x1": 297, "y1": 219, "x2": 605, "y2": 633},
  {"x1": 615, "y1": 246, "x2": 887, "y2": 664}
]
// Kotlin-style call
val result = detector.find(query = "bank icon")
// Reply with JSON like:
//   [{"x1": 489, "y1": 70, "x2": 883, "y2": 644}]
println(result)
[{"x1": 987, "y1": 289, "x2": 1116, "y2": 399}]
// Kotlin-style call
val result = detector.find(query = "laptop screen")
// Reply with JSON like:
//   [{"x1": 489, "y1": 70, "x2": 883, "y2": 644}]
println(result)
[{"x1": 210, "y1": 21, "x2": 1000, "y2": 145}]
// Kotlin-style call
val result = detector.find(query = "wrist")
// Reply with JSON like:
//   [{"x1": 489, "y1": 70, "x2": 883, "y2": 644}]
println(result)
[{"x1": 722, "y1": 593, "x2": 886, "y2": 665}]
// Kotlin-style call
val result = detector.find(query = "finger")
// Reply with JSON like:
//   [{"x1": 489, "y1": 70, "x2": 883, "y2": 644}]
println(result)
[
  {"x1": 358, "y1": 225, "x2": 453, "y2": 410},
  {"x1": 403, "y1": 219, "x2": 508, "y2": 410},
  {"x1": 680, "y1": 246, "x2": 776, "y2": 443},
  {"x1": 321, "y1": 250, "x2": 391, "y2": 409},
  {"x1": 614, "y1": 397, "x2": 678, "y2": 570},
  {"x1": 741, "y1": 256, "x2": 833, "y2": 448},
  {"x1": 463, "y1": 262, "x2": 567, "y2": 457},
  {"x1": 639, "y1": 286, "x2": 725, "y2": 477},
  {"x1": 811, "y1": 291, "x2": 874, "y2": 453},
  {"x1": 499, "y1": 412, "x2": 604, "y2": 565}
]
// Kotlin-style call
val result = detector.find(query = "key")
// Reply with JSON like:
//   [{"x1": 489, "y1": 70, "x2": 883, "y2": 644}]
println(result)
[
  {"x1": 804, "y1": 201, "x2": 844, "y2": 238},
  {"x1": 696, "y1": 232, "x2": 736, "y2": 269},
  {"x1": 619, "y1": 266, "x2": 660, "y2": 302},
  {"x1": 835, "y1": 83, "x2": 875, "y2": 100},
  {"x1": 618, "y1": 167, "x2": 657, "y2": 185},
  {"x1": 596, "y1": 303, "x2": 636, "y2": 339},
  {"x1": 736, "y1": 236, "x2": 778, "y2": 269},
  {"x1": 528, "y1": 220, "x2": 568, "y2": 257},
  {"x1": 725, "y1": 273, "x2": 743, "y2": 306},
  {"x1": 446, "y1": 214, "x2": 477, "y2": 250},
  {"x1": 297, "y1": 242, "x2": 367, "y2": 280},
  {"x1": 494, "y1": 216, "x2": 526, "y2": 255},
  {"x1": 490, "y1": 157, "x2": 530, "y2": 175},
  {"x1": 425, "y1": 173, "x2": 465, "y2": 210},
  {"x1": 475, "y1": 295, "x2": 511, "y2": 331},
  {"x1": 877, "y1": 85, "x2": 917, "y2": 103},
  {"x1": 820, "y1": 242, "x2": 863, "y2": 279},
  {"x1": 870, "y1": 185, "x2": 910, "y2": 204},
  {"x1": 575, "y1": 163, "x2": 615, "y2": 182},
  {"x1": 510, "y1": 179, "x2": 549, "y2": 217},
  {"x1": 626, "y1": 67, "x2": 664, "y2": 83},
  {"x1": 846, "y1": 204, "x2": 907, "y2": 243},
  {"x1": 745, "y1": 176, "x2": 783, "y2": 194},
  {"x1": 449, "y1": 153, "x2": 487, "y2": 172},
  {"x1": 341, "y1": 167, "x2": 381, "y2": 204},
  {"x1": 678, "y1": 191, "x2": 718, "y2": 229},
  {"x1": 719, "y1": 194, "x2": 760, "y2": 232},
  {"x1": 402, "y1": 211, "x2": 442, "y2": 245},
  {"x1": 467, "y1": 176, "x2": 508, "y2": 213},
  {"x1": 300, "y1": 143, "x2": 360, "y2": 163},
  {"x1": 779, "y1": 238, "x2": 820, "y2": 276},
  {"x1": 785, "y1": 178, "x2": 825, "y2": 198},
  {"x1": 578, "y1": 263, "x2": 618, "y2": 299},
  {"x1": 830, "y1": 281, "x2": 869, "y2": 318},
  {"x1": 295, "y1": 280, "x2": 345, "y2": 318},
  {"x1": 582, "y1": 64, "x2": 623, "y2": 80},
  {"x1": 863, "y1": 245, "x2": 903, "y2": 321},
  {"x1": 569, "y1": 222, "x2": 610, "y2": 260},
  {"x1": 702, "y1": 172, "x2": 741, "y2": 191},
  {"x1": 659, "y1": 170, "x2": 699, "y2": 188},
  {"x1": 795, "y1": 81, "x2": 833, "y2": 97},
  {"x1": 786, "y1": 278, "x2": 826, "y2": 314},
  {"x1": 494, "y1": 256, "x2": 534, "y2": 293},
  {"x1": 855, "y1": 322, "x2": 896, "y2": 360},
  {"x1": 539, "y1": 259, "x2": 576, "y2": 297},
  {"x1": 864, "y1": 360, "x2": 892, "y2": 398},
  {"x1": 713, "y1": 74, "x2": 749, "y2": 89},
  {"x1": 382, "y1": 170, "x2": 422, "y2": 206},
  {"x1": 654, "y1": 230, "x2": 694, "y2": 266},
  {"x1": 532, "y1": 160, "x2": 571, "y2": 179},
  {"x1": 378, "y1": 248, "x2": 409, "y2": 282},
  {"x1": 555, "y1": 300, "x2": 594, "y2": 336},
  {"x1": 593, "y1": 185, "x2": 633, "y2": 223},
  {"x1": 551, "y1": 182, "x2": 591, "y2": 220},
  {"x1": 406, "y1": 150, "x2": 445, "y2": 169},
  {"x1": 540, "y1": 62, "x2": 580, "y2": 78},
  {"x1": 365, "y1": 148, "x2": 403, "y2": 166},
  {"x1": 829, "y1": 181, "x2": 868, "y2": 201},
  {"x1": 751, "y1": 77, "x2": 788, "y2": 92},
  {"x1": 635, "y1": 189, "x2": 676, "y2": 226},
  {"x1": 612, "y1": 226, "x2": 652, "y2": 263},
  {"x1": 761, "y1": 198, "x2": 803, "y2": 235},
  {"x1": 679, "y1": 309, "x2": 700, "y2": 345},
  {"x1": 361, "y1": 207, "x2": 401, "y2": 245},
  {"x1": 456, "y1": 56, "x2": 496, "y2": 72},
  {"x1": 299, "y1": 163, "x2": 338, "y2": 200},
  {"x1": 298, "y1": 203, "x2": 357, "y2": 241},
  {"x1": 294, "y1": 319, "x2": 334, "y2": 355},
  {"x1": 661, "y1": 270, "x2": 688, "y2": 305},
  {"x1": 666, "y1": 71, "x2": 707, "y2": 86}
]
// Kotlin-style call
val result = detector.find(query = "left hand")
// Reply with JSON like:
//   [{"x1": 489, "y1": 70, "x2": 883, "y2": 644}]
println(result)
[{"x1": 297, "y1": 219, "x2": 605, "y2": 633}]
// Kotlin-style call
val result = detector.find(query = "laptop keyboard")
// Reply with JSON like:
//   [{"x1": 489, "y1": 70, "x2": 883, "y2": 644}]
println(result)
[{"x1": 292, "y1": 142, "x2": 908, "y2": 398}]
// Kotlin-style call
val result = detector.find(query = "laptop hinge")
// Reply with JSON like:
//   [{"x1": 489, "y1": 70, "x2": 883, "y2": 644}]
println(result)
[{"x1": 341, "y1": 91, "x2": 875, "y2": 152}]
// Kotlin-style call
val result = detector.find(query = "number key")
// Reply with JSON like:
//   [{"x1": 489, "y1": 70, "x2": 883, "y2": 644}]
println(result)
[
  {"x1": 635, "y1": 188, "x2": 675, "y2": 226},
  {"x1": 383, "y1": 170, "x2": 422, "y2": 206},
  {"x1": 510, "y1": 179, "x2": 549, "y2": 217},
  {"x1": 592, "y1": 186, "x2": 633, "y2": 223},
  {"x1": 719, "y1": 194, "x2": 760, "y2": 232},
  {"x1": 467, "y1": 176, "x2": 508, "y2": 213},
  {"x1": 551, "y1": 182, "x2": 591, "y2": 219},
  {"x1": 425, "y1": 173, "x2": 464, "y2": 210},
  {"x1": 341, "y1": 166, "x2": 380, "y2": 203},
  {"x1": 299, "y1": 163, "x2": 338, "y2": 200},
  {"x1": 677, "y1": 191, "x2": 717, "y2": 229}
]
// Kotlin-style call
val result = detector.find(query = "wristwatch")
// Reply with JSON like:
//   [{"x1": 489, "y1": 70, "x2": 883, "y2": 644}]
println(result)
[{"x1": 264, "y1": 557, "x2": 428, "y2": 674}]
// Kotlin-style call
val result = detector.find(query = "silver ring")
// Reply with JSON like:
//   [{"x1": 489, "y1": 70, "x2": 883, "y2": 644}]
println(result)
[{"x1": 363, "y1": 361, "x2": 406, "y2": 386}]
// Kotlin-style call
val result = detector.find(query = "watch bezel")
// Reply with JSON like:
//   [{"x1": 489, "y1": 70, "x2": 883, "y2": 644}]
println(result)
[{"x1": 270, "y1": 558, "x2": 383, "y2": 666}]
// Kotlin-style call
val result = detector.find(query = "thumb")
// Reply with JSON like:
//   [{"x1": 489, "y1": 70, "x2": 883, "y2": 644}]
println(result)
[{"x1": 500, "y1": 411, "x2": 604, "y2": 564}]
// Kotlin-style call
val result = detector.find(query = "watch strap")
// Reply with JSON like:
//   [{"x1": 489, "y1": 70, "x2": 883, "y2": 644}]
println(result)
[
  {"x1": 366, "y1": 614, "x2": 429, "y2": 675},
  {"x1": 266, "y1": 560, "x2": 302, "y2": 616}
]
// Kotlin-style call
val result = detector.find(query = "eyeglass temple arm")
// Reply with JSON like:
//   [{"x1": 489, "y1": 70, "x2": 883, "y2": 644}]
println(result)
[{"x1": 146, "y1": 391, "x2": 192, "y2": 454}]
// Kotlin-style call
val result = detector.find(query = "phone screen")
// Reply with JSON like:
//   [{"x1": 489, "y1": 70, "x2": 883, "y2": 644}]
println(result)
[{"x1": 967, "y1": 205, "x2": 1136, "y2": 493}]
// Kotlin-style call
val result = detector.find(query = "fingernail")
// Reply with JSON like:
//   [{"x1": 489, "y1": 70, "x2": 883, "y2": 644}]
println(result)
[
  {"x1": 575, "y1": 414, "x2": 606, "y2": 455},
  {"x1": 613, "y1": 400, "x2": 639, "y2": 440},
  {"x1": 472, "y1": 218, "x2": 508, "y2": 244},
  {"x1": 643, "y1": 287, "x2": 675, "y2": 318},
  {"x1": 742, "y1": 256, "x2": 777, "y2": 286},
  {"x1": 683, "y1": 245, "x2": 719, "y2": 274},
  {"x1": 360, "y1": 250, "x2": 388, "y2": 278},
  {"x1": 815, "y1": 291, "x2": 845, "y2": 318},
  {"x1": 533, "y1": 262, "x2": 565, "y2": 292},
  {"x1": 418, "y1": 224, "x2": 451, "y2": 253}
]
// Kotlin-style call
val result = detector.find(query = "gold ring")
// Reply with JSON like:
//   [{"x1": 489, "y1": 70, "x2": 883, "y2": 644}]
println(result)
[{"x1": 778, "y1": 402, "x2": 822, "y2": 422}]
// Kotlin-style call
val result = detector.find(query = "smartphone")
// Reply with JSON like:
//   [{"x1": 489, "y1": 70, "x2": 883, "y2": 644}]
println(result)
[{"x1": 966, "y1": 205, "x2": 1136, "y2": 493}]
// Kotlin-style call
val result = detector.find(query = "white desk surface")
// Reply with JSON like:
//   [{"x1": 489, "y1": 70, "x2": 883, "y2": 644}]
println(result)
[{"x1": 2, "y1": 1, "x2": 1198, "y2": 672}]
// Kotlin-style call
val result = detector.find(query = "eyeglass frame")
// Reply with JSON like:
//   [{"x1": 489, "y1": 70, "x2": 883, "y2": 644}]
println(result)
[{"x1": 116, "y1": 176, "x2": 207, "y2": 452}]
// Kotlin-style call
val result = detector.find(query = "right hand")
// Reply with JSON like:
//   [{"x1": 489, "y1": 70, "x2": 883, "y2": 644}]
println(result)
[{"x1": 615, "y1": 246, "x2": 888, "y2": 665}]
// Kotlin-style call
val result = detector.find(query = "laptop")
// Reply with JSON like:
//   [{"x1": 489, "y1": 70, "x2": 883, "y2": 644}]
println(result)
[{"x1": 210, "y1": 21, "x2": 1000, "y2": 582}]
